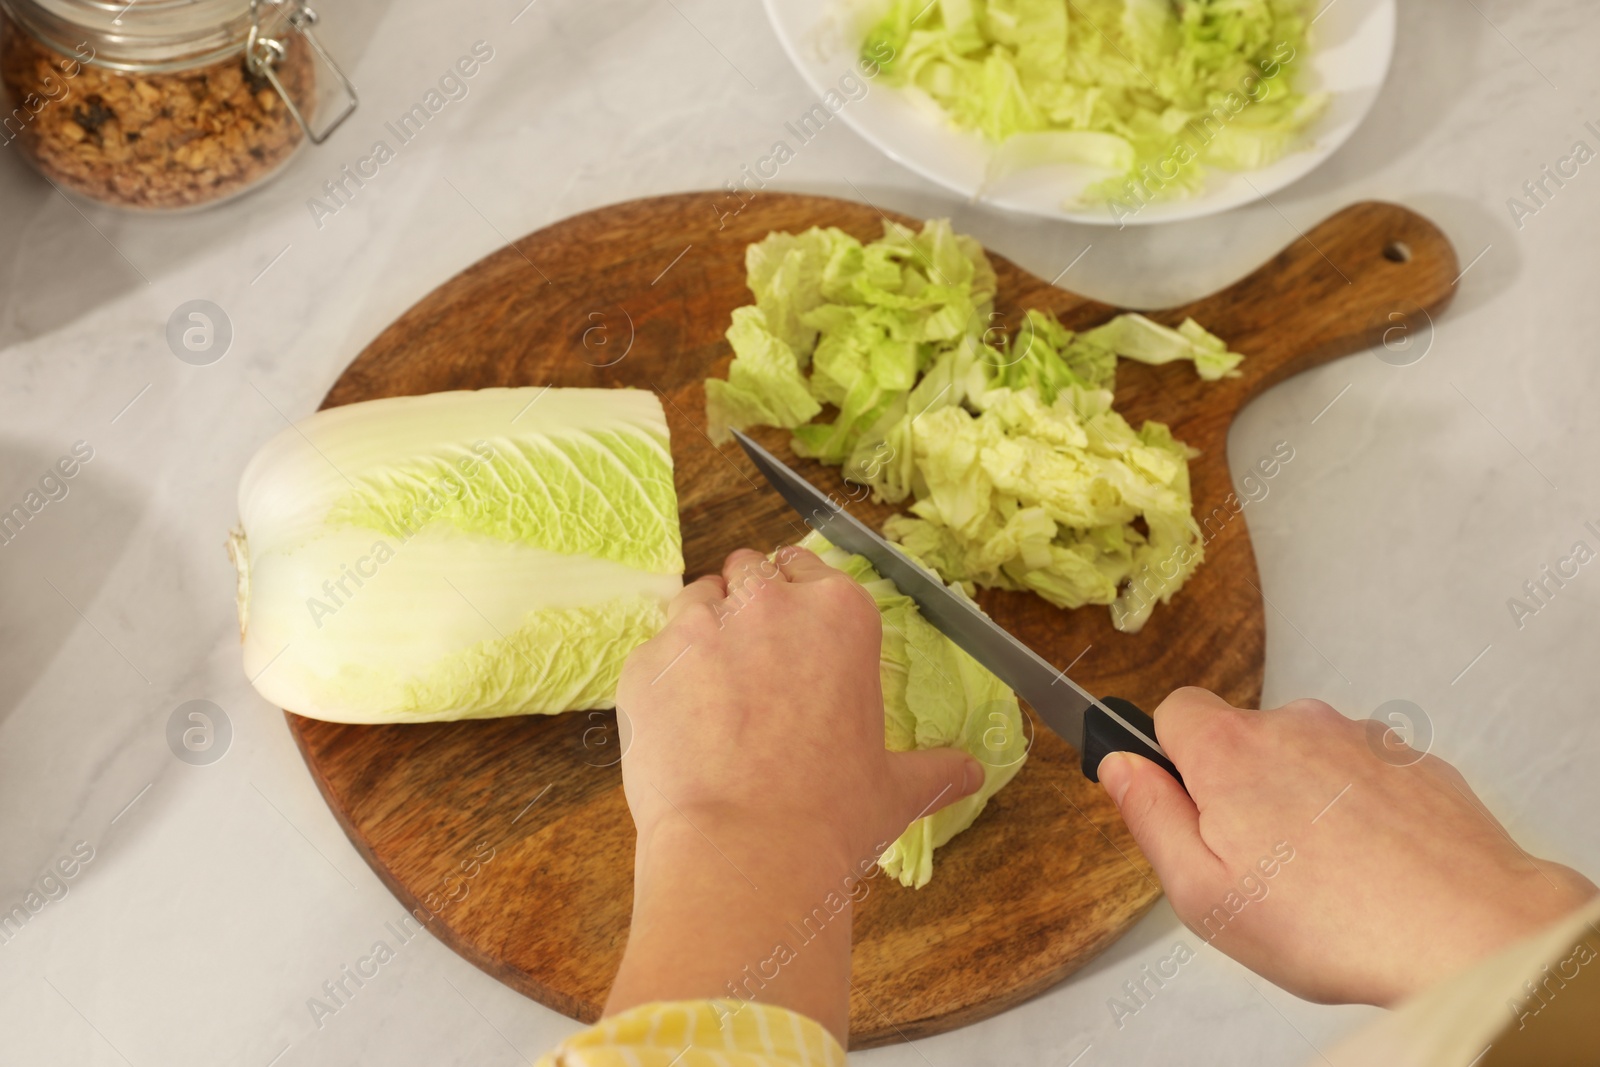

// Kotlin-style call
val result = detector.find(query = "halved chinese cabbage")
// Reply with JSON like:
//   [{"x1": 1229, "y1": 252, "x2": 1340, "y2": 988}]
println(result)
[{"x1": 231, "y1": 387, "x2": 683, "y2": 724}]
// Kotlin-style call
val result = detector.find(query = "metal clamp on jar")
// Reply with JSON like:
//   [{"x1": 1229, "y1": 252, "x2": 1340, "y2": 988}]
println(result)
[{"x1": 0, "y1": 0, "x2": 357, "y2": 210}]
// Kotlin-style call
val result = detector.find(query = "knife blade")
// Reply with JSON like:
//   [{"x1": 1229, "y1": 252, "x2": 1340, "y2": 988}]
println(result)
[{"x1": 731, "y1": 429, "x2": 1182, "y2": 787}]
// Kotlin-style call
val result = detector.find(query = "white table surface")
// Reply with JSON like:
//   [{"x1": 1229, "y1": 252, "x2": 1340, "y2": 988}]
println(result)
[{"x1": 1, "y1": 1, "x2": 1596, "y2": 1064}]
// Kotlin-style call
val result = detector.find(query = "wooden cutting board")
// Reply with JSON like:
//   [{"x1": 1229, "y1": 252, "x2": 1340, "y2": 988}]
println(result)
[{"x1": 287, "y1": 192, "x2": 1457, "y2": 1047}]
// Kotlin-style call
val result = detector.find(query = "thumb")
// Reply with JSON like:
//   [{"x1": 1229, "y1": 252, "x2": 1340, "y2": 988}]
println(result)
[
  {"x1": 887, "y1": 747, "x2": 984, "y2": 829},
  {"x1": 1098, "y1": 751, "x2": 1225, "y2": 909}
]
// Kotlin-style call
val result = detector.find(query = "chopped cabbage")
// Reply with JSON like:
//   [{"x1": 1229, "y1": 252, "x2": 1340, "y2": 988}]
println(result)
[
  {"x1": 875, "y1": 384, "x2": 1205, "y2": 634},
  {"x1": 706, "y1": 219, "x2": 1241, "y2": 633},
  {"x1": 1080, "y1": 312, "x2": 1245, "y2": 381},
  {"x1": 862, "y1": 0, "x2": 1328, "y2": 205},
  {"x1": 706, "y1": 219, "x2": 996, "y2": 458}
]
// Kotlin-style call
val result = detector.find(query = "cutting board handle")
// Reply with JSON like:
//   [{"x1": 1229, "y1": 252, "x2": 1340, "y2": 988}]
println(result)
[{"x1": 1172, "y1": 201, "x2": 1461, "y2": 411}]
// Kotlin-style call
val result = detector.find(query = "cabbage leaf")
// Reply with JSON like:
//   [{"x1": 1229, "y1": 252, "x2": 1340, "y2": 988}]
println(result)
[{"x1": 800, "y1": 531, "x2": 1026, "y2": 888}]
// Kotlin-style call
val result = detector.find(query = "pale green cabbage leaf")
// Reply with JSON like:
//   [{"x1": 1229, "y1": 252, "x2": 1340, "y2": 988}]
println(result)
[
  {"x1": 800, "y1": 531, "x2": 1026, "y2": 888},
  {"x1": 1079, "y1": 312, "x2": 1244, "y2": 381}
]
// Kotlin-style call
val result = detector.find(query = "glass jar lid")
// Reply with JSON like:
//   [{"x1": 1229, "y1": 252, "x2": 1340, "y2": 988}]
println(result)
[{"x1": 5, "y1": 0, "x2": 270, "y2": 72}]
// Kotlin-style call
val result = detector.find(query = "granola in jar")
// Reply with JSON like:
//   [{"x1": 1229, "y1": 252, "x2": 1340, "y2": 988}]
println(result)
[{"x1": 0, "y1": 0, "x2": 352, "y2": 211}]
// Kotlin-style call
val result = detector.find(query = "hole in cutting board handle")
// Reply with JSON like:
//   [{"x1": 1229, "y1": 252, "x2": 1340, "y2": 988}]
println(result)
[{"x1": 1382, "y1": 240, "x2": 1412, "y2": 264}]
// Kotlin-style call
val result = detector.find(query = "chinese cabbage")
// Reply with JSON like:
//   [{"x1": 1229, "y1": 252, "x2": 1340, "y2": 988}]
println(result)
[{"x1": 231, "y1": 387, "x2": 684, "y2": 724}]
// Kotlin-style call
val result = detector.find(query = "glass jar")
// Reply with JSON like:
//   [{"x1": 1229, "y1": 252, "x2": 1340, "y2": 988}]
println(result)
[{"x1": 0, "y1": 0, "x2": 355, "y2": 210}]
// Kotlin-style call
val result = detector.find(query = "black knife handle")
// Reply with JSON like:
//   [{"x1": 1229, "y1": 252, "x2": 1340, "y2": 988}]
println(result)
[{"x1": 1081, "y1": 696, "x2": 1185, "y2": 791}]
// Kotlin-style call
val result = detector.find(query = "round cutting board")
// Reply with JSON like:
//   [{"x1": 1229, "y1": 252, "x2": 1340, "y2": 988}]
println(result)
[{"x1": 286, "y1": 192, "x2": 1457, "y2": 1046}]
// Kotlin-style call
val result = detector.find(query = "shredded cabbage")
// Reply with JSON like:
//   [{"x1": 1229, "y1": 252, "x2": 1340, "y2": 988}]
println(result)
[
  {"x1": 861, "y1": 0, "x2": 1327, "y2": 205},
  {"x1": 706, "y1": 219, "x2": 1241, "y2": 633},
  {"x1": 799, "y1": 531, "x2": 1026, "y2": 888},
  {"x1": 873, "y1": 379, "x2": 1205, "y2": 634},
  {"x1": 707, "y1": 220, "x2": 997, "y2": 458}
]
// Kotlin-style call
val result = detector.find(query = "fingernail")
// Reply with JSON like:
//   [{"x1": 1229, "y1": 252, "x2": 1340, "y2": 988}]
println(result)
[
  {"x1": 963, "y1": 757, "x2": 985, "y2": 795},
  {"x1": 1098, "y1": 752, "x2": 1133, "y2": 805}
]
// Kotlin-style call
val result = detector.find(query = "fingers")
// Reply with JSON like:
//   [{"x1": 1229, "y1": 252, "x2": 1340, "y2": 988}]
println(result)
[
  {"x1": 886, "y1": 747, "x2": 984, "y2": 831},
  {"x1": 1148, "y1": 686, "x2": 1239, "y2": 765},
  {"x1": 665, "y1": 574, "x2": 727, "y2": 623},
  {"x1": 1098, "y1": 751, "x2": 1227, "y2": 909},
  {"x1": 722, "y1": 548, "x2": 784, "y2": 603},
  {"x1": 720, "y1": 545, "x2": 843, "y2": 606},
  {"x1": 772, "y1": 545, "x2": 840, "y2": 583}
]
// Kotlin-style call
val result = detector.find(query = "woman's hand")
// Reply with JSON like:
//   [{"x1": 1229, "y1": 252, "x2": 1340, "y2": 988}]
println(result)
[
  {"x1": 604, "y1": 546, "x2": 982, "y2": 1042},
  {"x1": 1098, "y1": 687, "x2": 1598, "y2": 1006}
]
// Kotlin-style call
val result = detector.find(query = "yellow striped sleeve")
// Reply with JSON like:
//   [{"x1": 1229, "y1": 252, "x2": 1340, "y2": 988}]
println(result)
[{"x1": 535, "y1": 1000, "x2": 847, "y2": 1067}]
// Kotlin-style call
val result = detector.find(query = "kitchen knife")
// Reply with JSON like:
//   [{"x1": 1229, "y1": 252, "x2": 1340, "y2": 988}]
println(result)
[{"x1": 731, "y1": 429, "x2": 1182, "y2": 788}]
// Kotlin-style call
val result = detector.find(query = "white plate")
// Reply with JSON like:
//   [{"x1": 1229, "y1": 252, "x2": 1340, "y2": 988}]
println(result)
[{"x1": 762, "y1": 0, "x2": 1396, "y2": 225}]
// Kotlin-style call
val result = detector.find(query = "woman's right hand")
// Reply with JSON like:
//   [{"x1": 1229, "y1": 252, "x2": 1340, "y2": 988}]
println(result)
[{"x1": 1097, "y1": 687, "x2": 1597, "y2": 1006}]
